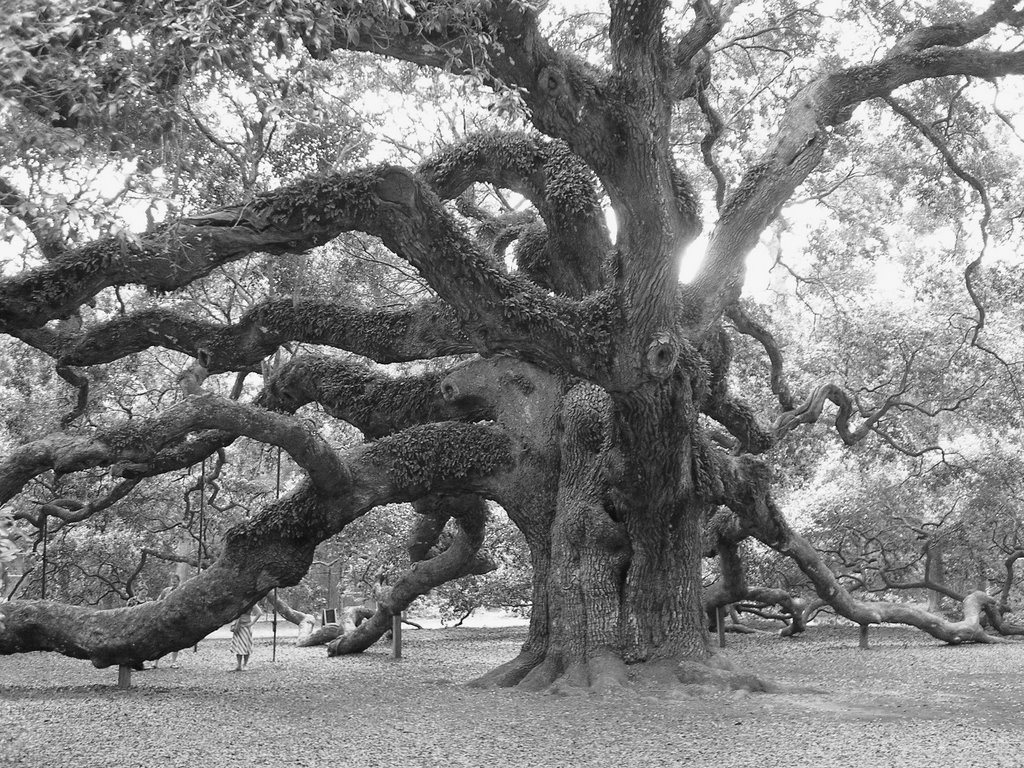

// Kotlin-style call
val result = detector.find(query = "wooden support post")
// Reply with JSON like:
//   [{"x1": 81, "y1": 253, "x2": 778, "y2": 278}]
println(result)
[
  {"x1": 271, "y1": 588, "x2": 278, "y2": 663},
  {"x1": 392, "y1": 612, "x2": 402, "y2": 659},
  {"x1": 716, "y1": 605, "x2": 726, "y2": 649},
  {"x1": 859, "y1": 623, "x2": 870, "y2": 650},
  {"x1": 117, "y1": 665, "x2": 132, "y2": 690}
]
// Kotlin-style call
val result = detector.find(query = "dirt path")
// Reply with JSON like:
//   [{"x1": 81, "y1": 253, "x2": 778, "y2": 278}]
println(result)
[{"x1": 2, "y1": 625, "x2": 1023, "y2": 767}]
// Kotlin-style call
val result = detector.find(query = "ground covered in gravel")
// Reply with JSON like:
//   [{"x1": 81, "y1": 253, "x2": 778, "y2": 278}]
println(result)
[{"x1": 3, "y1": 623, "x2": 1023, "y2": 767}]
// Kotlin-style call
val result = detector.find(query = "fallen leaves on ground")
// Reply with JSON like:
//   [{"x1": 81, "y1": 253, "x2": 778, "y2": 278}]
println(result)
[{"x1": 2, "y1": 625, "x2": 1024, "y2": 767}]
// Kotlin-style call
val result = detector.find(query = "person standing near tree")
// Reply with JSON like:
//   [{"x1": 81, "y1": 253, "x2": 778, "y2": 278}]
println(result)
[
  {"x1": 152, "y1": 573, "x2": 181, "y2": 669},
  {"x1": 230, "y1": 603, "x2": 263, "y2": 671}
]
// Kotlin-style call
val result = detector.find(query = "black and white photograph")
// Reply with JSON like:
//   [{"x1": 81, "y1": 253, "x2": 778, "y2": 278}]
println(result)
[{"x1": 2, "y1": 0, "x2": 1024, "y2": 764}]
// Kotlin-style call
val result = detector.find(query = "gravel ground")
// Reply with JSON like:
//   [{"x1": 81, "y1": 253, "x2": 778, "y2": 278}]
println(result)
[{"x1": 3, "y1": 624, "x2": 1024, "y2": 768}]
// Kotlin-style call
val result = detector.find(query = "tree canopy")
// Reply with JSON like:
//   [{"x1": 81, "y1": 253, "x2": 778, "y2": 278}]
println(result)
[{"x1": 2, "y1": 0, "x2": 1024, "y2": 691}]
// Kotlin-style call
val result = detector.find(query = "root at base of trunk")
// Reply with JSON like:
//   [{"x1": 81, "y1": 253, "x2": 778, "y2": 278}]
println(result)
[{"x1": 469, "y1": 650, "x2": 816, "y2": 697}]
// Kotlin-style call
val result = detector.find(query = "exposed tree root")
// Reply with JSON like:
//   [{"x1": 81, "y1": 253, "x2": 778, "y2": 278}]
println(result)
[
  {"x1": 471, "y1": 648, "x2": 811, "y2": 697},
  {"x1": 467, "y1": 648, "x2": 548, "y2": 689}
]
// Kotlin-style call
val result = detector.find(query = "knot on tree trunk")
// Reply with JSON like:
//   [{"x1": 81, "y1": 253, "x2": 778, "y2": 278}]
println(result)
[
  {"x1": 645, "y1": 333, "x2": 678, "y2": 379},
  {"x1": 375, "y1": 167, "x2": 420, "y2": 211},
  {"x1": 536, "y1": 66, "x2": 581, "y2": 125}
]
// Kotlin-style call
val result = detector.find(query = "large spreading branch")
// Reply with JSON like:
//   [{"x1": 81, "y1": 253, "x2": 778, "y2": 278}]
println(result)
[
  {"x1": 20, "y1": 299, "x2": 471, "y2": 372},
  {"x1": 325, "y1": 1, "x2": 702, "y2": 354},
  {"x1": 4, "y1": 355, "x2": 496, "y2": 530},
  {"x1": 0, "y1": 393, "x2": 350, "y2": 508},
  {"x1": 1, "y1": 164, "x2": 621, "y2": 380},
  {"x1": 688, "y1": 2, "x2": 1024, "y2": 339},
  {"x1": 706, "y1": 451, "x2": 1018, "y2": 644},
  {"x1": 0, "y1": 418, "x2": 515, "y2": 664},
  {"x1": 262, "y1": 354, "x2": 492, "y2": 439}
]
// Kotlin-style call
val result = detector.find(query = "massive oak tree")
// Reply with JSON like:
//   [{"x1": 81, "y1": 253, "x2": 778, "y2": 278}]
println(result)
[{"x1": 3, "y1": 0, "x2": 1024, "y2": 690}]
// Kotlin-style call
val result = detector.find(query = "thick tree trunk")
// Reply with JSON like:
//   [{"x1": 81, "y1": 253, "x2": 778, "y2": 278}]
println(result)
[
  {"x1": 515, "y1": 384, "x2": 631, "y2": 692},
  {"x1": 614, "y1": 381, "x2": 710, "y2": 665},
  {"x1": 474, "y1": 375, "x2": 714, "y2": 692},
  {"x1": 442, "y1": 358, "x2": 563, "y2": 688}
]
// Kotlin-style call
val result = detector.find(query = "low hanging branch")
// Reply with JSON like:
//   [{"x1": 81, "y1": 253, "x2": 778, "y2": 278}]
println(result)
[
  {"x1": 262, "y1": 590, "x2": 317, "y2": 645},
  {"x1": 712, "y1": 466, "x2": 1017, "y2": 644},
  {"x1": 0, "y1": 418, "x2": 516, "y2": 665},
  {"x1": 326, "y1": 495, "x2": 494, "y2": 655},
  {"x1": 0, "y1": 392, "x2": 351, "y2": 507}
]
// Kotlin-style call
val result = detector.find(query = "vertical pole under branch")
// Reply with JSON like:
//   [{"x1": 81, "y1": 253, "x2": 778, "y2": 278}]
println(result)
[
  {"x1": 272, "y1": 447, "x2": 281, "y2": 663},
  {"x1": 859, "y1": 624, "x2": 870, "y2": 650},
  {"x1": 40, "y1": 514, "x2": 47, "y2": 600},
  {"x1": 197, "y1": 458, "x2": 205, "y2": 573},
  {"x1": 194, "y1": 458, "x2": 205, "y2": 654},
  {"x1": 392, "y1": 612, "x2": 402, "y2": 660},
  {"x1": 117, "y1": 665, "x2": 132, "y2": 690},
  {"x1": 716, "y1": 605, "x2": 726, "y2": 649}
]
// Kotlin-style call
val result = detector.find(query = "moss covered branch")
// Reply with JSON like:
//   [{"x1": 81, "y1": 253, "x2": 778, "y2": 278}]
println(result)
[
  {"x1": 1, "y1": 164, "x2": 622, "y2": 380},
  {"x1": 420, "y1": 132, "x2": 610, "y2": 297},
  {"x1": 0, "y1": 420, "x2": 517, "y2": 664},
  {"x1": 46, "y1": 299, "x2": 471, "y2": 372},
  {"x1": 263, "y1": 354, "x2": 492, "y2": 438},
  {"x1": 0, "y1": 393, "x2": 350, "y2": 506}
]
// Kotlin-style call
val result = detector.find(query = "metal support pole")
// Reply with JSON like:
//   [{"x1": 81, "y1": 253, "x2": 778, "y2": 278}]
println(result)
[
  {"x1": 117, "y1": 665, "x2": 132, "y2": 690},
  {"x1": 859, "y1": 624, "x2": 870, "y2": 650},
  {"x1": 716, "y1": 605, "x2": 726, "y2": 649}
]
